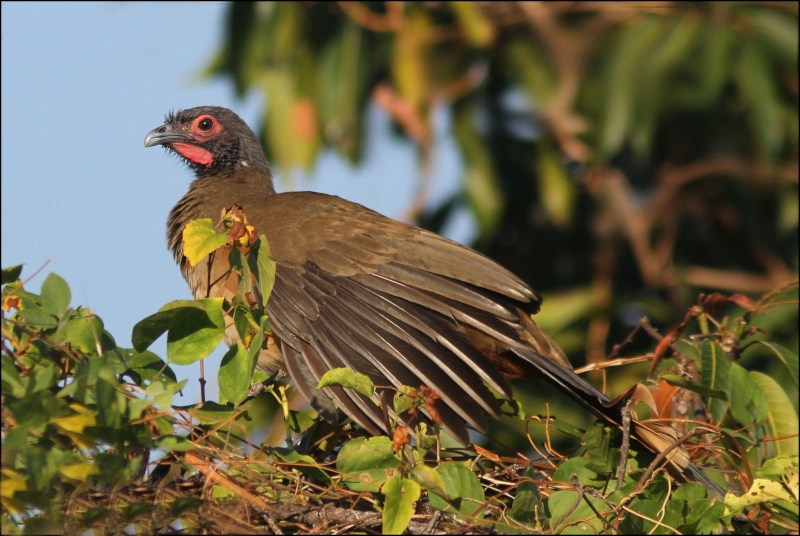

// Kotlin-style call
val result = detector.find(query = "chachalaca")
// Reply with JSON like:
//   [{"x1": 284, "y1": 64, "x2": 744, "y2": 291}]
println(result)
[{"x1": 145, "y1": 106, "x2": 722, "y2": 495}]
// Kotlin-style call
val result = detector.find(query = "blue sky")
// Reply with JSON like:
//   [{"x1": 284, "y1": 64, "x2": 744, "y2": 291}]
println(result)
[{"x1": 1, "y1": 2, "x2": 471, "y2": 402}]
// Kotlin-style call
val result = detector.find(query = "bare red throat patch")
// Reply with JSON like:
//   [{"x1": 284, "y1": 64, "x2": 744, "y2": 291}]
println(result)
[{"x1": 171, "y1": 142, "x2": 214, "y2": 166}]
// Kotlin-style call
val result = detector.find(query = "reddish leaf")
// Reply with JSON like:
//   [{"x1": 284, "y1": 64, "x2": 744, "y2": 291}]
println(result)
[
  {"x1": 650, "y1": 327, "x2": 682, "y2": 378},
  {"x1": 392, "y1": 425, "x2": 410, "y2": 454},
  {"x1": 727, "y1": 293, "x2": 758, "y2": 312},
  {"x1": 702, "y1": 292, "x2": 757, "y2": 315},
  {"x1": 649, "y1": 380, "x2": 681, "y2": 419},
  {"x1": 702, "y1": 293, "x2": 730, "y2": 315},
  {"x1": 419, "y1": 385, "x2": 442, "y2": 425}
]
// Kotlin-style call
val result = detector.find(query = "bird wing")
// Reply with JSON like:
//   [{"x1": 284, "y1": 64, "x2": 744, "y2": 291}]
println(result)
[{"x1": 255, "y1": 192, "x2": 544, "y2": 444}]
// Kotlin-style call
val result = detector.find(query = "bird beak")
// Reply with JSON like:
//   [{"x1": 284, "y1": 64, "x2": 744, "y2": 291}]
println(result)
[{"x1": 144, "y1": 124, "x2": 193, "y2": 148}]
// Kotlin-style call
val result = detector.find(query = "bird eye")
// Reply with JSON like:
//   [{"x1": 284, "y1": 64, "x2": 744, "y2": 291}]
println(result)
[{"x1": 198, "y1": 118, "x2": 214, "y2": 132}]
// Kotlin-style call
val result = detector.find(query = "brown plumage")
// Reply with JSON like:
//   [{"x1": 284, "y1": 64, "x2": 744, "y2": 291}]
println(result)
[{"x1": 145, "y1": 106, "x2": 722, "y2": 495}]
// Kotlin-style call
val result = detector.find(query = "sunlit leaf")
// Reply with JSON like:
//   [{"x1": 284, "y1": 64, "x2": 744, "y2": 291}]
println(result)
[
  {"x1": 336, "y1": 437, "x2": 401, "y2": 493},
  {"x1": 450, "y1": 2, "x2": 493, "y2": 48},
  {"x1": 40, "y1": 273, "x2": 70, "y2": 317},
  {"x1": 750, "y1": 371, "x2": 799, "y2": 457},
  {"x1": 318, "y1": 367, "x2": 375, "y2": 399},
  {"x1": 182, "y1": 218, "x2": 228, "y2": 268},
  {"x1": 218, "y1": 343, "x2": 255, "y2": 406},
  {"x1": 382, "y1": 476, "x2": 420, "y2": 534},
  {"x1": 699, "y1": 341, "x2": 731, "y2": 423}
]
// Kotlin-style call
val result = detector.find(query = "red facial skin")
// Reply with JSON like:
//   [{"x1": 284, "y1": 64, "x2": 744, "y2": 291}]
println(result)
[{"x1": 169, "y1": 114, "x2": 223, "y2": 166}]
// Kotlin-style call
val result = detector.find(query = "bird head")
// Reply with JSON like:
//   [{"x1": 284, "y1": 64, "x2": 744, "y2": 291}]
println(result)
[{"x1": 144, "y1": 106, "x2": 268, "y2": 176}]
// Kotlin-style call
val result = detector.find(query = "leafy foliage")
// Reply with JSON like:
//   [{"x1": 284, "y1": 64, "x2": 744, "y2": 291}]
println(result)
[{"x1": 2, "y1": 261, "x2": 797, "y2": 533}]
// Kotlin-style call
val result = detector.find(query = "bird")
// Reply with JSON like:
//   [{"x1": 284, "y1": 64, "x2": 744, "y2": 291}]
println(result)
[{"x1": 145, "y1": 106, "x2": 722, "y2": 495}]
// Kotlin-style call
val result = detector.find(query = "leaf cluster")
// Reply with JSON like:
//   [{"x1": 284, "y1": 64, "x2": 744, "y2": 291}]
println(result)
[{"x1": 3, "y1": 262, "x2": 796, "y2": 533}]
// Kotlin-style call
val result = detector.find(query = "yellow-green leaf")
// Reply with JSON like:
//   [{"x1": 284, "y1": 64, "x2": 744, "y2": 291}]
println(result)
[
  {"x1": 182, "y1": 218, "x2": 228, "y2": 268},
  {"x1": 450, "y1": 2, "x2": 493, "y2": 48},
  {"x1": 724, "y1": 478, "x2": 797, "y2": 515},
  {"x1": 53, "y1": 412, "x2": 97, "y2": 434},
  {"x1": 537, "y1": 146, "x2": 575, "y2": 228},
  {"x1": 750, "y1": 371, "x2": 799, "y2": 457},
  {"x1": 382, "y1": 476, "x2": 421, "y2": 535},
  {"x1": 59, "y1": 463, "x2": 100, "y2": 482},
  {"x1": 318, "y1": 367, "x2": 375, "y2": 400}
]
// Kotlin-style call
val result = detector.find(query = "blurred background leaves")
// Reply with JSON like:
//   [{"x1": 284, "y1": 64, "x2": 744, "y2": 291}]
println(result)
[{"x1": 203, "y1": 1, "x2": 797, "y2": 451}]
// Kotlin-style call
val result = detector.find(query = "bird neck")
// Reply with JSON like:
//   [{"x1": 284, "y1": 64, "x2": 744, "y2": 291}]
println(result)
[
  {"x1": 167, "y1": 166, "x2": 276, "y2": 262},
  {"x1": 192, "y1": 165, "x2": 276, "y2": 198}
]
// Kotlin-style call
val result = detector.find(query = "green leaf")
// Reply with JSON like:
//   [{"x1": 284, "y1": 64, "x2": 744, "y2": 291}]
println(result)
[
  {"x1": 537, "y1": 145, "x2": 575, "y2": 228},
  {"x1": 63, "y1": 311, "x2": 108, "y2": 356},
  {"x1": 59, "y1": 462, "x2": 99, "y2": 482},
  {"x1": 182, "y1": 218, "x2": 228, "y2": 268},
  {"x1": 552, "y1": 457, "x2": 603, "y2": 488},
  {"x1": 1, "y1": 264, "x2": 23, "y2": 285},
  {"x1": 336, "y1": 437, "x2": 401, "y2": 493},
  {"x1": 393, "y1": 385, "x2": 418, "y2": 416},
  {"x1": 287, "y1": 410, "x2": 317, "y2": 434},
  {"x1": 39, "y1": 273, "x2": 70, "y2": 317},
  {"x1": 582, "y1": 422, "x2": 617, "y2": 474},
  {"x1": 546, "y1": 490, "x2": 606, "y2": 534},
  {"x1": 600, "y1": 18, "x2": 665, "y2": 157},
  {"x1": 728, "y1": 364, "x2": 769, "y2": 426},
  {"x1": 271, "y1": 447, "x2": 331, "y2": 484},
  {"x1": 132, "y1": 300, "x2": 210, "y2": 351},
  {"x1": 620, "y1": 497, "x2": 686, "y2": 535},
  {"x1": 218, "y1": 343, "x2": 255, "y2": 406},
  {"x1": 132, "y1": 299, "x2": 225, "y2": 365},
  {"x1": 508, "y1": 466, "x2": 543, "y2": 528},
  {"x1": 229, "y1": 246, "x2": 252, "y2": 296},
  {"x1": 694, "y1": 502, "x2": 726, "y2": 534},
  {"x1": 750, "y1": 371, "x2": 799, "y2": 457},
  {"x1": 16, "y1": 306, "x2": 57, "y2": 329},
  {"x1": 249, "y1": 235, "x2": 277, "y2": 307},
  {"x1": 549, "y1": 417, "x2": 584, "y2": 439},
  {"x1": 211, "y1": 485, "x2": 237, "y2": 499},
  {"x1": 318, "y1": 367, "x2": 375, "y2": 399},
  {"x1": 125, "y1": 350, "x2": 177, "y2": 385},
  {"x1": 381, "y1": 476, "x2": 421, "y2": 535},
  {"x1": 692, "y1": 22, "x2": 735, "y2": 107},
  {"x1": 724, "y1": 478, "x2": 798, "y2": 516},
  {"x1": 248, "y1": 315, "x2": 269, "y2": 363},
  {"x1": 699, "y1": 341, "x2": 731, "y2": 423},
  {"x1": 155, "y1": 436, "x2": 192, "y2": 452},
  {"x1": 754, "y1": 341, "x2": 799, "y2": 384},
  {"x1": 409, "y1": 464, "x2": 448, "y2": 499},
  {"x1": 661, "y1": 373, "x2": 728, "y2": 400},
  {"x1": 184, "y1": 401, "x2": 236, "y2": 425},
  {"x1": 757, "y1": 455, "x2": 799, "y2": 483},
  {"x1": 746, "y1": 8, "x2": 798, "y2": 65},
  {"x1": 428, "y1": 461, "x2": 485, "y2": 520},
  {"x1": 2, "y1": 354, "x2": 26, "y2": 398}
]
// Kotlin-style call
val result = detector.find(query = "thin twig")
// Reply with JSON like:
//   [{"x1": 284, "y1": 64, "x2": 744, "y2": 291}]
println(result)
[{"x1": 616, "y1": 399, "x2": 633, "y2": 492}]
